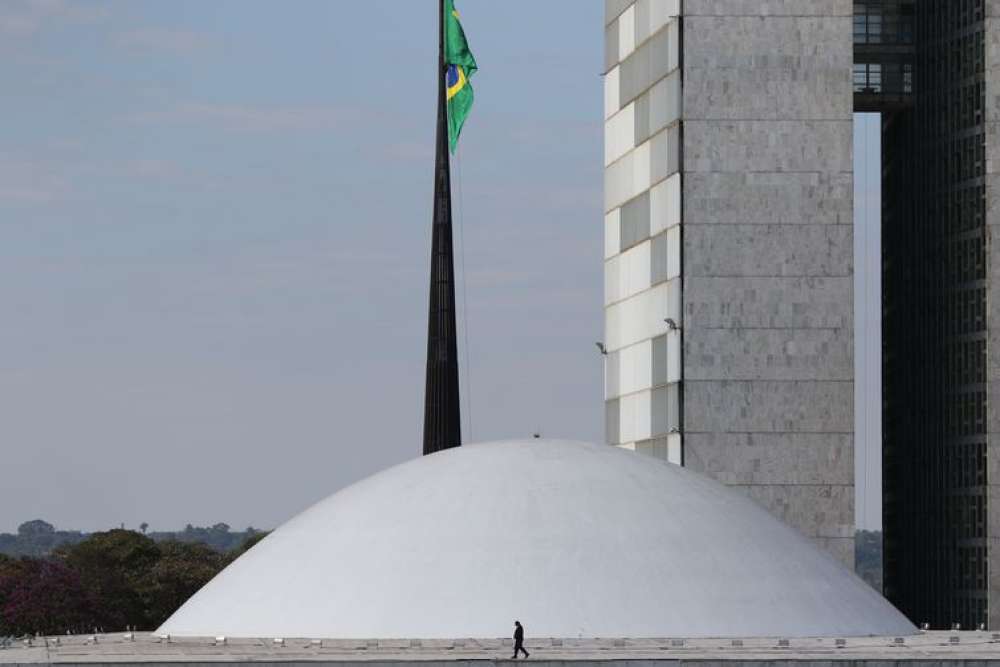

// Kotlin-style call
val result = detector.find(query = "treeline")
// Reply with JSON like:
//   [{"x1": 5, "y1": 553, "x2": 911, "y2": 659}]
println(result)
[
  {"x1": 0, "y1": 520, "x2": 264, "y2": 558},
  {"x1": 0, "y1": 528, "x2": 266, "y2": 637},
  {"x1": 0, "y1": 520, "x2": 884, "y2": 637}
]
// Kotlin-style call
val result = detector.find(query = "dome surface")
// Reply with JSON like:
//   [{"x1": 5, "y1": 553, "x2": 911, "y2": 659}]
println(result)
[{"x1": 159, "y1": 440, "x2": 914, "y2": 638}]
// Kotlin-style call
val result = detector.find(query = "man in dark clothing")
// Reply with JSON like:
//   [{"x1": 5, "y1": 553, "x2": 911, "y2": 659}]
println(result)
[{"x1": 512, "y1": 620, "x2": 529, "y2": 659}]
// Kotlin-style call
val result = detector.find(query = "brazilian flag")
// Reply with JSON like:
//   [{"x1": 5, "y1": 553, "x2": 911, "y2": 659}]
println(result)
[{"x1": 444, "y1": 0, "x2": 477, "y2": 153}]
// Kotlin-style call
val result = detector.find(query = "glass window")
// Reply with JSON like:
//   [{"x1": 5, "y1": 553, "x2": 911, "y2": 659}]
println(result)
[
  {"x1": 869, "y1": 63, "x2": 882, "y2": 92},
  {"x1": 868, "y1": 14, "x2": 883, "y2": 43},
  {"x1": 853, "y1": 15, "x2": 867, "y2": 43},
  {"x1": 853, "y1": 63, "x2": 868, "y2": 92}
]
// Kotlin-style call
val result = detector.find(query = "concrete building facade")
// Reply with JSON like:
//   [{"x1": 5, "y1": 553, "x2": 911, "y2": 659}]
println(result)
[
  {"x1": 605, "y1": 0, "x2": 1000, "y2": 631},
  {"x1": 603, "y1": 0, "x2": 856, "y2": 568},
  {"x1": 603, "y1": 0, "x2": 684, "y2": 467}
]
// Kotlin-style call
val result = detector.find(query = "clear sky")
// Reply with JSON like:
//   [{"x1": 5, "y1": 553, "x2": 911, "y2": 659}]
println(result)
[
  {"x1": 0, "y1": 1, "x2": 882, "y2": 534},
  {"x1": 0, "y1": 0, "x2": 604, "y2": 533},
  {"x1": 853, "y1": 113, "x2": 882, "y2": 531}
]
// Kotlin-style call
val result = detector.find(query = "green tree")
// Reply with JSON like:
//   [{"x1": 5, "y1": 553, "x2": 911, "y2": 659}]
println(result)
[
  {"x1": 229, "y1": 531, "x2": 269, "y2": 560},
  {"x1": 17, "y1": 520, "x2": 54, "y2": 538},
  {"x1": 140, "y1": 541, "x2": 227, "y2": 626},
  {"x1": 16, "y1": 520, "x2": 55, "y2": 557},
  {"x1": 0, "y1": 553, "x2": 14, "y2": 582},
  {"x1": 59, "y1": 530, "x2": 160, "y2": 630}
]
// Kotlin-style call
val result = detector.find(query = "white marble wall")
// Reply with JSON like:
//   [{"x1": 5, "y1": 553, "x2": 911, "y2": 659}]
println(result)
[{"x1": 603, "y1": 0, "x2": 682, "y2": 464}]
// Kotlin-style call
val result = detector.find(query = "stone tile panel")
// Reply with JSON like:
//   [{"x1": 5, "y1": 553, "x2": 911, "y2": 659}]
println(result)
[
  {"x1": 683, "y1": 328, "x2": 852, "y2": 381},
  {"x1": 683, "y1": 16, "x2": 852, "y2": 74},
  {"x1": 684, "y1": 172, "x2": 853, "y2": 225},
  {"x1": 684, "y1": 276, "x2": 853, "y2": 329},
  {"x1": 684, "y1": 68, "x2": 851, "y2": 121},
  {"x1": 683, "y1": 120, "x2": 854, "y2": 173},
  {"x1": 683, "y1": 380, "x2": 853, "y2": 433},
  {"x1": 684, "y1": 432, "x2": 853, "y2": 485},
  {"x1": 683, "y1": 0, "x2": 852, "y2": 17},
  {"x1": 730, "y1": 483, "x2": 855, "y2": 539},
  {"x1": 683, "y1": 225, "x2": 853, "y2": 278}
]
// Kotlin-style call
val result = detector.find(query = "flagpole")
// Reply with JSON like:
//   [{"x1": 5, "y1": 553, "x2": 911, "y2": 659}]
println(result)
[{"x1": 422, "y1": 0, "x2": 462, "y2": 455}]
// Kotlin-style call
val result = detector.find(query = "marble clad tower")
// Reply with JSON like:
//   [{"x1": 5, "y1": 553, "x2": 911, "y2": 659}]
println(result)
[
  {"x1": 603, "y1": 0, "x2": 855, "y2": 565},
  {"x1": 604, "y1": 0, "x2": 1000, "y2": 631}
]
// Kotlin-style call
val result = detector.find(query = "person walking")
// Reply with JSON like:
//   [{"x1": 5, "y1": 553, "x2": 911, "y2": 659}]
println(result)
[{"x1": 512, "y1": 620, "x2": 529, "y2": 659}]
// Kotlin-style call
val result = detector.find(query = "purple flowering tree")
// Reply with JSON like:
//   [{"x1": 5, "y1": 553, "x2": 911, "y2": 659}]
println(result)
[{"x1": 0, "y1": 558, "x2": 95, "y2": 636}]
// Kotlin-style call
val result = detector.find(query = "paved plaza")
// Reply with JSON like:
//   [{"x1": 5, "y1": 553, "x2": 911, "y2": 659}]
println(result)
[{"x1": 1, "y1": 631, "x2": 999, "y2": 666}]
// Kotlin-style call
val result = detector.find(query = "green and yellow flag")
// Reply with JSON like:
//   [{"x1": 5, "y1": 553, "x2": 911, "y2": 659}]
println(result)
[{"x1": 444, "y1": 0, "x2": 477, "y2": 153}]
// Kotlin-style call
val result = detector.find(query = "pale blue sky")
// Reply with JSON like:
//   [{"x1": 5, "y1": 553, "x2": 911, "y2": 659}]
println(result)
[
  {"x1": 0, "y1": 1, "x2": 882, "y2": 533},
  {"x1": 0, "y1": 0, "x2": 604, "y2": 532},
  {"x1": 854, "y1": 113, "x2": 882, "y2": 531}
]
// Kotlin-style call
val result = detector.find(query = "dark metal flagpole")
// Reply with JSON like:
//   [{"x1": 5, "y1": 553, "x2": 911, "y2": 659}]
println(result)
[{"x1": 422, "y1": 0, "x2": 462, "y2": 455}]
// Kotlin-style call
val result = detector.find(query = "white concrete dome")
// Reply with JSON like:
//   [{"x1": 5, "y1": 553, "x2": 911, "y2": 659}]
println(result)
[{"x1": 158, "y1": 439, "x2": 914, "y2": 639}]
